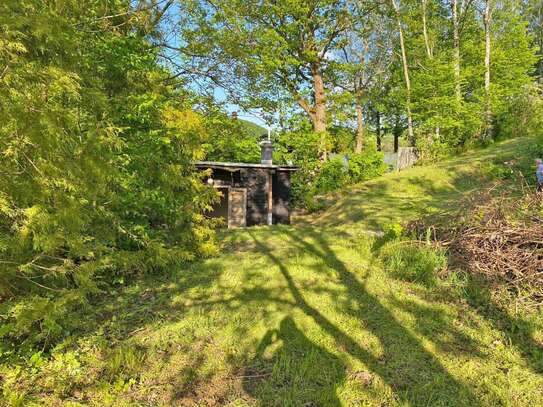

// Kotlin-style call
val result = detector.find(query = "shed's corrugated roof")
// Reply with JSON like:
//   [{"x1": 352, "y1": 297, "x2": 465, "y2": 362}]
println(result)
[{"x1": 195, "y1": 161, "x2": 298, "y2": 171}]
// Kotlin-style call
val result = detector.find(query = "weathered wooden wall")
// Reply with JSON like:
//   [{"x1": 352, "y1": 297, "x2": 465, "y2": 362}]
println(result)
[
  {"x1": 245, "y1": 168, "x2": 269, "y2": 226},
  {"x1": 208, "y1": 187, "x2": 229, "y2": 221},
  {"x1": 272, "y1": 170, "x2": 291, "y2": 224},
  {"x1": 199, "y1": 165, "x2": 294, "y2": 227},
  {"x1": 228, "y1": 188, "x2": 246, "y2": 228}
]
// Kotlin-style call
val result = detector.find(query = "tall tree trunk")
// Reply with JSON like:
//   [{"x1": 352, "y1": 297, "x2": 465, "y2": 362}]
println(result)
[
  {"x1": 376, "y1": 110, "x2": 382, "y2": 151},
  {"x1": 393, "y1": 121, "x2": 400, "y2": 153},
  {"x1": 484, "y1": 0, "x2": 492, "y2": 140},
  {"x1": 423, "y1": 0, "x2": 440, "y2": 140},
  {"x1": 391, "y1": 0, "x2": 415, "y2": 147},
  {"x1": 311, "y1": 62, "x2": 328, "y2": 160},
  {"x1": 354, "y1": 39, "x2": 369, "y2": 154},
  {"x1": 422, "y1": 0, "x2": 433, "y2": 58},
  {"x1": 355, "y1": 102, "x2": 364, "y2": 153},
  {"x1": 452, "y1": 0, "x2": 461, "y2": 104}
]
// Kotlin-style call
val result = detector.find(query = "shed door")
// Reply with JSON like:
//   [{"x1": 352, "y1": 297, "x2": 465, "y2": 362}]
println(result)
[{"x1": 228, "y1": 188, "x2": 247, "y2": 228}]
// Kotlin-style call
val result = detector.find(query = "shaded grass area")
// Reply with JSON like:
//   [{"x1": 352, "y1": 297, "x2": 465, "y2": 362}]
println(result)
[
  {"x1": 4, "y1": 226, "x2": 543, "y2": 406},
  {"x1": 300, "y1": 137, "x2": 537, "y2": 230},
  {"x1": 3, "y1": 137, "x2": 543, "y2": 406}
]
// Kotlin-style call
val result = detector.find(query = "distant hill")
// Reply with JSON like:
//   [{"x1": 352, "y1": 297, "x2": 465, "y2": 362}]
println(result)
[{"x1": 238, "y1": 119, "x2": 267, "y2": 139}]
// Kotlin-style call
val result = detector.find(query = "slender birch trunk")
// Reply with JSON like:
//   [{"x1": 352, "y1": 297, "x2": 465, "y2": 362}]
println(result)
[
  {"x1": 452, "y1": 0, "x2": 461, "y2": 104},
  {"x1": 484, "y1": 0, "x2": 492, "y2": 140},
  {"x1": 422, "y1": 0, "x2": 440, "y2": 140},
  {"x1": 376, "y1": 110, "x2": 382, "y2": 151},
  {"x1": 353, "y1": 39, "x2": 370, "y2": 154},
  {"x1": 422, "y1": 0, "x2": 433, "y2": 58},
  {"x1": 391, "y1": 0, "x2": 415, "y2": 147}
]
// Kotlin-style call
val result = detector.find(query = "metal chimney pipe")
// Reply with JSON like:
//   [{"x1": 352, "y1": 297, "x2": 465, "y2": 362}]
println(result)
[{"x1": 260, "y1": 138, "x2": 273, "y2": 165}]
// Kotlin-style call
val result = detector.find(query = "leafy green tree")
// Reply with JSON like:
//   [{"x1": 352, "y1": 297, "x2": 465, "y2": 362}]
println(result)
[
  {"x1": 179, "y1": 0, "x2": 356, "y2": 160},
  {"x1": 384, "y1": 0, "x2": 537, "y2": 150},
  {"x1": 525, "y1": 0, "x2": 543, "y2": 79},
  {"x1": 330, "y1": 9, "x2": 394, "y2": 153},
  {"x1": 202, "y1": 113, "x2": 263, "y2": 163}
]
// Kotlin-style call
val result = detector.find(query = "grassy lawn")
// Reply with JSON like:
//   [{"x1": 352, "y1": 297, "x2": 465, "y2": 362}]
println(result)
[{"x1": 4, "y1": 138, "x2": 543, "y2": 406}]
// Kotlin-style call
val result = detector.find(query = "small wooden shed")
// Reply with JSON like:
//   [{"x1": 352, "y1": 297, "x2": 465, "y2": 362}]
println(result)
[{"x1": 196, "y1": 141, "x2": 298, "y2": 228}]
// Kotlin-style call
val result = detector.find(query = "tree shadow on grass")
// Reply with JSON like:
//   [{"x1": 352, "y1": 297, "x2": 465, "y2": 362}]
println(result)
[
  {"x1": 386, "y1": 295, "x2": 484, "y2": 358},
  {"x1": 248, "y1": 228, "x2": 483, "y2": 406},
  {"x1": 306, "y1": 167, "x2": 488, "y2": 231},
  {"x1": 244, "y1": 316, "x2": 345, "y2": 407},
  {"x1": 54, "y1": 222, "x2": 541, "y2": 405},
  {"x1": 464, "y1": 277, "x2": 543, "y2": 375},
  {"x1": 87, "y1": 259, "x2": 226, "y2": 342}
]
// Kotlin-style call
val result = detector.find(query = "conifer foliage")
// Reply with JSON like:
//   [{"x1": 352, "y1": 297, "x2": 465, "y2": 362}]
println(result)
[{"x1": 0, "y1": 1, "x2": 214, "y2": 349}]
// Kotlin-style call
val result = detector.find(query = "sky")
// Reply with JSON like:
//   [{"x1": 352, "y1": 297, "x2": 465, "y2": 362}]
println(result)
[{"x1": 214, "y1": 88, "x2": 269, "y2": 128}]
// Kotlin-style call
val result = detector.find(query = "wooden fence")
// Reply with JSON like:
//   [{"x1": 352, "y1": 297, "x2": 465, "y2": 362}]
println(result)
[{"x1": 384, "y1": 147, "x2": 419, "y2": 171}]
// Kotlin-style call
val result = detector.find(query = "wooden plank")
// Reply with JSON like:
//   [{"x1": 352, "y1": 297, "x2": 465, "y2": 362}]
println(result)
[
  {"x1": 246, "y1": 169, "x2": 268, "y2": 226},
  {"x1": 267, "y1": 171, "x2": 273, "y2": 225},
  {"x1": 228, "y1": 188, "x2": 247, "y2": 228},
  {"x1": 272, "y1": 171, "x2": 291, "y2": 224}
]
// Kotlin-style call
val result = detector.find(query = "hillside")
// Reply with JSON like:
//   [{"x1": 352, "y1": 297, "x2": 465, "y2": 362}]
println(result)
[
  {"x1": 238, "y1": 119, "x2": 267, "y2": 139},
  {"x1": 301, "y1": 136, "x2": 535, "y2": 230},
  {"x1": 5, "y1": 138, "x2": 543, "y2": 406}
]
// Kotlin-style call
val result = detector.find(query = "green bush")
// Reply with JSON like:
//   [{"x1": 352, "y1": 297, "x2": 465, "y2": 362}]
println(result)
[
  {"x1": 290, "y1": 149, "x2": 388, "y2": 210},
  {"x1": 379, "y1": 241, "x2": 447, "y2": 286},
  {"x1": 314, "y1": 157, "x2": 348, "y2": 193},
  {"x1": 348, "y1": 150, "x2": 388, "y2": 183},
  {"x1": 312, "y1": 150, "x2": 387, "y2": 195},
  {"x1": 276, "y1": 128, "x2": 387, "y2": 209},
  {"x1": 496, "y1": 84, "x2": 543, "y2": 140}
]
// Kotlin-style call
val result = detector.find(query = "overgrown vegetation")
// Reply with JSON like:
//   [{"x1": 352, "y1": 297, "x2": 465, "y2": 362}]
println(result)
[
  {"x1": 2, "y1": 0, "x2": 543, "y2": 405},
  {"x1": 289, "y1": 148, "x2": 388, "y2": 210},
  {"x1": 414, "y1": 192, "x2": 543, "y2": 305},
  {"x1": 3, "y1": 135, "x2": 543, "y2": 406},
  {"x1": 0, "y1": 1, "x2": 216, "y2": 353},
  {"x1": 379, "y1": 240, "x2": 447, "y2": 287}
]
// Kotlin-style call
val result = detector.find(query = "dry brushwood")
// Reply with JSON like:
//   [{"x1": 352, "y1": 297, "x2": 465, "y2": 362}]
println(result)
[{"x1": 409, "y1": 191, "x2": 543, "y2": 301}]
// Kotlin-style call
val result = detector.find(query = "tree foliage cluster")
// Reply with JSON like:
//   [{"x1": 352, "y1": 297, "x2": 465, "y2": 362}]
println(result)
[
  {"x1": 273, "y1": 124, "x2": 388, "y2": 208},
  {"x1": 0, "y1": 0, "x2": 217, "y2": 352},
  {"x1": 179, "y1": 0, "x2": 542, "y2": 160},
  {"x1": 175, "y1": 0, "x2": 543, "y2": 206}
]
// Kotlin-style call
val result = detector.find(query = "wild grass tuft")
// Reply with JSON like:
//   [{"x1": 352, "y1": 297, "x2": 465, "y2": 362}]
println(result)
[
  {"x1": 104, "y1": 346, "x2": 146, "y2": 381},
  {"x1": 379, "y1": 241, "x2": 447, "y2": 286}
]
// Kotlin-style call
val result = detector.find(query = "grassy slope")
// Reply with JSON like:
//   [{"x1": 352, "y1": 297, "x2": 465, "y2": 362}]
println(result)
[
  {"x1": 5, "y1": 138, "x2": 543, "y2": 406},
  {"x1": 300, "y1": 137, "x2": 534, "y2": 231}
]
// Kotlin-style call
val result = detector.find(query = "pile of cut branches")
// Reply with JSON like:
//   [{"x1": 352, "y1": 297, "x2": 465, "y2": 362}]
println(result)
[{"x1": 410, "y1": 191, "x2": 543, "y2": 302}]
